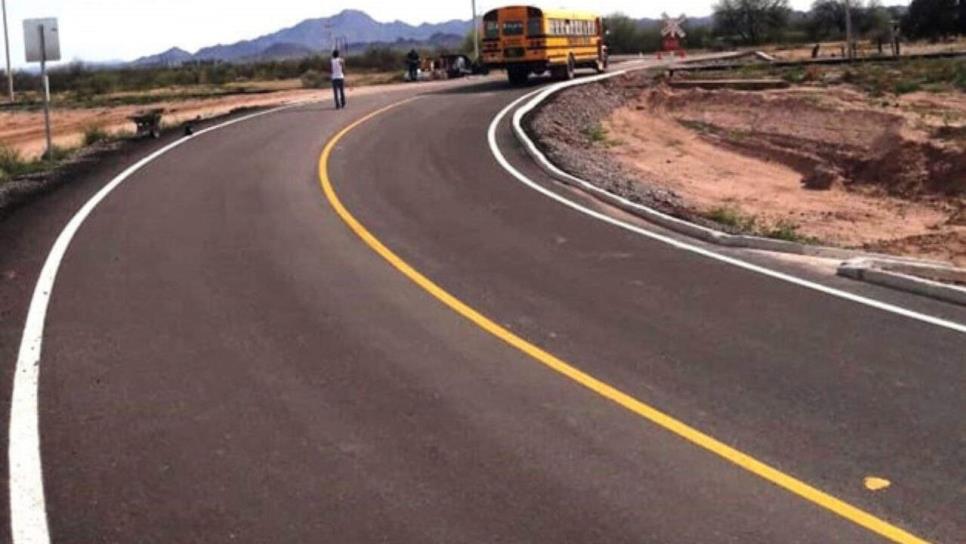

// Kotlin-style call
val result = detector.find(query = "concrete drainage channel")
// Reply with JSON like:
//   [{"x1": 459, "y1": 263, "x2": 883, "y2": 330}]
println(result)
[{"x1": 511, "y1": 64, "x2": 966, "y2": 308}]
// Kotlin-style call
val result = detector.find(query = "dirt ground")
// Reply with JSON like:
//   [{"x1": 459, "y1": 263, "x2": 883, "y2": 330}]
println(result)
[
  {"x1": 603, "y1": 83, "x2": 965, "y2": 264},
  {"x1": 0, "y1": 76, "x2": 466, "y2": 159},
  {"x1": 765, "y1": 37, "x2": 966, "y2": 61}
]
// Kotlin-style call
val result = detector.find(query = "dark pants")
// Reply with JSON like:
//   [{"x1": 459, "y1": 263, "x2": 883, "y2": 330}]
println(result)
[
  {"x1": 408, "y1": 63, "x2": 418, "y2": 81},
  {"x1": 332, "y1": 79, "x2": 346, "y2": 109}
]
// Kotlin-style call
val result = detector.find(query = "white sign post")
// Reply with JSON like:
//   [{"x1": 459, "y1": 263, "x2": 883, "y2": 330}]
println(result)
[
  {"x1": 2, "y1": 0, "x2": 13, "y2": 102},
  {"x1": 24, "y1": 18, "x2": 60, "y2": 159}
]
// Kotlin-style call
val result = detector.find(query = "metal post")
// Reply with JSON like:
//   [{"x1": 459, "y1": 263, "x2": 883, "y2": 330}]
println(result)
[
  {"x1": 844, "y1": 0, "x2": 854, "y2": 61},
  {"x1": 39, "y1": 24, "x2": 52, "y2": 159},
  {"x1": 2, "y1": 0, "x2": 13, "y2": 102},
  {"x1": 471, "y1": 0, "x2": 479, "y2": 61}
]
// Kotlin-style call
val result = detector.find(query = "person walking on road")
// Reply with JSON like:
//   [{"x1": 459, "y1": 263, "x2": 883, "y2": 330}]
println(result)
[
  {"x1": 331, "y1": 50, "x2": 347, "y2": 109},
  {"x1": 406, "y1": 49, "x2": 420, "y2": 82}
]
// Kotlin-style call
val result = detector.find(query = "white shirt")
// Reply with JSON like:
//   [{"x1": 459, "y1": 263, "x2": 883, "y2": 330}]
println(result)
[{"x1": 331, "y1": 58, "x2": 345, "y2": 80}]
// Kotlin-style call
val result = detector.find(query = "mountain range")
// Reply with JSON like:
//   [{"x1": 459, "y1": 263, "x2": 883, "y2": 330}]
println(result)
[
  {"x1": 132, "y1": 10, "x2": 721, "y2": 67},
  {"x1": 133, "y1": 9, "x2": 471, "y2": 66}
]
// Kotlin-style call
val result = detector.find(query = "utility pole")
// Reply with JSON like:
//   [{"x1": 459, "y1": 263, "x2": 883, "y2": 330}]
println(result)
[
  {"x1": 844, "y1": 0, "x2": 854, "y2": 61},
  {"x1": 2, "y1": 0, "x2": 13, "y2": 102},
  {"x1": 471, "y1": 0, "x2": 479, "y2": 61}
]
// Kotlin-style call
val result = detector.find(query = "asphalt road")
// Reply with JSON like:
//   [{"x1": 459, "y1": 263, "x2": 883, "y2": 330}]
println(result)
[{"x1": 1, "y1": 73, "x2": 963, "y2": 543}]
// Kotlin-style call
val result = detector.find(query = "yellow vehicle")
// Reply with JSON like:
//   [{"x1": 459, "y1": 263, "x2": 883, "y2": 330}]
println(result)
[{"x1": 481, "y1": 5, "x2": 607, "y2": 85}]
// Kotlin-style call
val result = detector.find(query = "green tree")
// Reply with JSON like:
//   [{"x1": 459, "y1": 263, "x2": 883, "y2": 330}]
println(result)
[
  {"x1": 713, "y1": 0, "x2": 792, "y2": 44},
  {"x1": 903, "y1": 0, "x2": 958, "y2": 39},
  {"x1": 809, "y1": 0, "x2": 893, "y2": 40},
  {"x1": 860, "y1": 1, "x2": 893, "y2": 38},
  {"x1": 808, "y1": 0, "x2": 849, "y2": 38},
  {"x1": 604, "y1": 14, "x2": 644, "y2": 54},
  {"x1": 461, "y1": 31, "x2": 482, "y2": 58}
]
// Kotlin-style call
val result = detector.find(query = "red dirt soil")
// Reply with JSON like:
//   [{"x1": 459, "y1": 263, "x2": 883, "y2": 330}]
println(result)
[{"x1": 605, "y1": 84, "x2": 965, "y2": 265}]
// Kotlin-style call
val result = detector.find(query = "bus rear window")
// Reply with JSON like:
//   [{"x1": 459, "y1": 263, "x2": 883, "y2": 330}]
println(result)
[
  {"x1": 503, "y1": 21, "x2": 524, "y2": 36},
  {"x1": 527, "y1": 19, "x2": 543, "y2": 36},
  {"x1": 485, "y1": 21, "x2": 499, "y2": 39}
]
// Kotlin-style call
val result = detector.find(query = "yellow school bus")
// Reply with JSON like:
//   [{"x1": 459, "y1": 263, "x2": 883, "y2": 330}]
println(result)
[{"x1": 481, "y1": 5, "x2": 607, "y2": 85}]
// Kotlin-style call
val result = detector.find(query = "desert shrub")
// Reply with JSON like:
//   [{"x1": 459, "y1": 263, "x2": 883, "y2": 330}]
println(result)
[
  {"x1": 0, "y1": 146, "x2": 25, "y2": 181},
  {"x1": 83, "y1": 125, "x2": 110, "y2": 146},
  {"x1": 43, "y1": 145, "x2": 74, "y2": 162},
  {"x1": 0, "y1": 146, "x2": 50, "y2": 181},
  {"x1": 300, "y1": 70, "x2": 326, "y2": 89},
  {"x1": 763, "y1": 219, "x2": 816, "y2": 242},
  {"x1": 707, "y1": 207, "x2": 758, "y2": 231},
  {"x1": 355, "y1": 47, "x2": 407, "y2": 72},
  {"x1": 893, "y1": 80, "x2": 922, "y2": 94},
  {"x1": 782, "y1": 67, "x2": 808, "y2": 83},
  {"x1": 584, "y1": 123, "x2": 609, "y2": 143}
]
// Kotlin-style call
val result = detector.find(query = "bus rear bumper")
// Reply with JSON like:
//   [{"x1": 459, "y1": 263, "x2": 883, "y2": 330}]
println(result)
[{"x1": 485, "y1": 60, "x2": 552, "y2": 74}]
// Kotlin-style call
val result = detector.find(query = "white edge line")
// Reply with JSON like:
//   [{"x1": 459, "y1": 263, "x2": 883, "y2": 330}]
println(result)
[
  {"x1": 488, "y1": 81, "x2": 966, "y2": 335},
  {"x1": 9, "y1": 104, "x2": 296, "y2": 544}
]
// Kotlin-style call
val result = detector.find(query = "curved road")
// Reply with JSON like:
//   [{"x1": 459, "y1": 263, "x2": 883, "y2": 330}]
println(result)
[{"x1": 1, "y1": 75, "x2": 963, "y2": 543}]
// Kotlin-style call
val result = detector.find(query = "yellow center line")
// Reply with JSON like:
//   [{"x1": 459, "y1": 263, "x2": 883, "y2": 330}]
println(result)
[{"x1": 318, "y1": 99, "x2": 931, "y2": 544}]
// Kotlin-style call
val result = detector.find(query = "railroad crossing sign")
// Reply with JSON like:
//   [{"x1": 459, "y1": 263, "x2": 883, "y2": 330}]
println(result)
[
  {"x1": 659, "y1": 13, "x2": 687, "y2": 59},
  {"x1": 661, "y1": 13, "x2": 687, "y2": 39}
]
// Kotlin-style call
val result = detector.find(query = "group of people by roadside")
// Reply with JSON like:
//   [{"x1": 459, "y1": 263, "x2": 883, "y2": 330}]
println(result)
[{"x1": 327, "y1": 48, "x2": 424, "y2": 110}]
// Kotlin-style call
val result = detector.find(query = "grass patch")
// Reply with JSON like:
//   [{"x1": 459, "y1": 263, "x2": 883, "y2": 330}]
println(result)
[
  {"x1": 83, "y1": 125, "x2": 111, "y2": 146},
  {"x1": 706, "y1": 206, "x2": 758, "y2": 231},
  {"x1": 43, "y1": 145, "x2": 75, "y2": 162},
  {"x1": 702, "y1": 57, "x2": 965, "y2": 96},
  {"x1": 583, "y1": 123, "x2": 622, "y2": 147},
  {"x1": 893, "y1": 80, "x2": 922, "y2": 95},
  {"x1": 705, "y1": 207, "x2": 819, "y2": 244},
  {"x1": 762, "y1": 219, "x2": 818, "y2": 243},
  {"x1": 0, "y1": 144, "x2": 78, "y2": 183},
  {"x1": 678, "y1": 119, "x2": 718, "y2": 135},
  {"x1": 584, "y1": 123, "x2": 609, "y2": 142},
  {"x1": 840, "y1": 58, "x2": 964, "y2": 96},
  {"x1": 0, "y1": 146, "x2": 51, "y2": 182}
]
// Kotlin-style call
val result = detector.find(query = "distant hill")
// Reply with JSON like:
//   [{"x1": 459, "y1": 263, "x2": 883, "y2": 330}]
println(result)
[
  {"x1": 133, "y1": 9, "x2": 471, "y2": 66},
  {"x1": 132, "y1": 47, "x2": 194, "y2": 67},
  {"x1": 249, "y1": 42, "x2": 316, "y2": 61}
]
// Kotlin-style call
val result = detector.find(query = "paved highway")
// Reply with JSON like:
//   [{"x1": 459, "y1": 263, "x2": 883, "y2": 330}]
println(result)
[{"x1": 1, "y1": 73, "x2": 963, "y2": 543}]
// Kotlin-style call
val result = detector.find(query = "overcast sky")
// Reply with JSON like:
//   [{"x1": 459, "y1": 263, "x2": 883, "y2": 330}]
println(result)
[{"x1": 2, "y1": 0, "x2": 909, "y2": 68}]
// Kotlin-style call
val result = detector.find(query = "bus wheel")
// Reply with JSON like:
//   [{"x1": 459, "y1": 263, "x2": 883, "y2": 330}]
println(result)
[{"x1": 507, "y1": 67, "x2": 529, "y2": 85}]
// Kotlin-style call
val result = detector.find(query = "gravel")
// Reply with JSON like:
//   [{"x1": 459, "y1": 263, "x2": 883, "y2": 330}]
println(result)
[{"x1": 524, "y1": 71, "x2": 699, "y2": 222}]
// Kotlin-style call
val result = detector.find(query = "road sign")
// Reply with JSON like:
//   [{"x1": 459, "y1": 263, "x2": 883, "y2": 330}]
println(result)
[
  {"x1": 24, "y1": 18, "x2": 60, "y2": 62},
  {"x1": 23, "y1": 18, "x2": 60, "y2": 159}
]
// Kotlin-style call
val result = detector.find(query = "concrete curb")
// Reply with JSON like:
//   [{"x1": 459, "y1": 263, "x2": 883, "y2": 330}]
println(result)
[
  {"x1": 509, "y1": 65, "x2": 950, "y2": 269},
  {"x1": 838, "y1": 260, "x2": 966, "y2": 307}
]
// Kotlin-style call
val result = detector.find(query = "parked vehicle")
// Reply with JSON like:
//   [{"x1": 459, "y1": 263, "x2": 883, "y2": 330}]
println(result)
[{"x1": 481, "y1": 5, "x2": 608, "y2": 85}]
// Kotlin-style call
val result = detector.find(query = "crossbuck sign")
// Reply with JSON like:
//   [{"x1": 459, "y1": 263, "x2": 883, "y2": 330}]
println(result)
[{"x1": 661, "y1": 13, "x2": 687, "y2": 39}]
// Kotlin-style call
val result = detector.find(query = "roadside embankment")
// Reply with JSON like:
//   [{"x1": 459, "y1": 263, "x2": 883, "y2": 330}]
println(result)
[{"x1": 526, "y1": 62, "x2": 965, "y2": 266}]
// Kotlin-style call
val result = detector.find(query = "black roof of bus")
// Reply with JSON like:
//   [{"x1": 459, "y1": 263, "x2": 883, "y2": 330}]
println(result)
[{"x1": 483, "y1": 6, "x2": 544, "y2": 20}]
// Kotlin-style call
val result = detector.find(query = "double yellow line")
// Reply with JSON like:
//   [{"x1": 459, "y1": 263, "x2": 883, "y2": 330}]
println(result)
[{"x1": 318, "y1": 100, "x2": 930, "y2": 544}]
